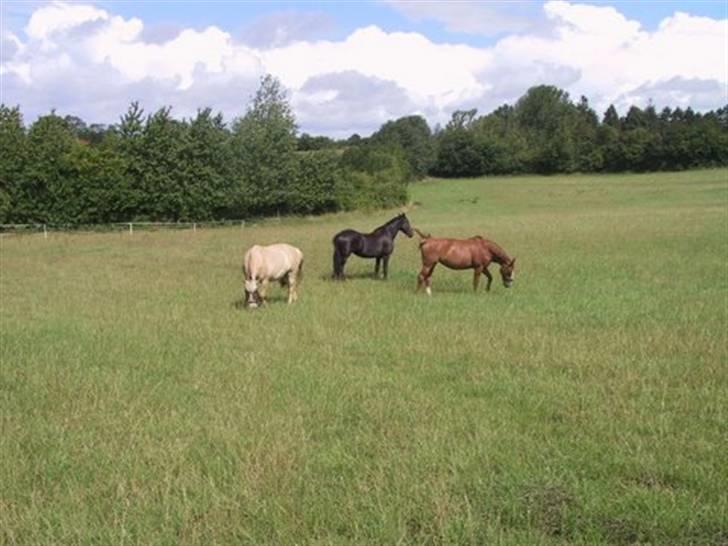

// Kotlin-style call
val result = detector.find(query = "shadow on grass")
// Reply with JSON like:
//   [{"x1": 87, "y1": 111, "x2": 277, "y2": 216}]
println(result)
[
  {"x1": 231, "y1": 294, "x2": 290, "y2": 310},
  {"x1": 319, "y1": 272, "x2": 387, "y2": 281}
]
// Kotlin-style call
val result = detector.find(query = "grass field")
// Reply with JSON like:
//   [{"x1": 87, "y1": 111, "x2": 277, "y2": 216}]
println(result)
[{"x1": 1, "y1": 170, "x2": 727, "y2": 545}]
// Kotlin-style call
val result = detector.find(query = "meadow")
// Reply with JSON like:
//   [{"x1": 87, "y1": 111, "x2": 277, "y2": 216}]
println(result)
[{"x1": 1, "y1": 169, "x2": 726, "y2": 545}]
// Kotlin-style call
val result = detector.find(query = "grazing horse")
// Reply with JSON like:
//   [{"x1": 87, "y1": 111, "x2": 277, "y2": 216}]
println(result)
[
  {"x1": 332, "y1": 213, "x2": 414, "y2": 280},
  {"x1": 243, "y1": 243, "x2": 304, "y2": 308},
  {"x1": 415, "y1": 229, "x2": 516, "y2": 295}
]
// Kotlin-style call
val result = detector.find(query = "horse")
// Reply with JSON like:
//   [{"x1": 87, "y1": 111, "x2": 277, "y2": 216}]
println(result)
[
  {"x1": 414, "y1": 228, "x2": 516, "y2": 295},
  {"x1": 332, "y1": 213, "x2": 414, "y2": 280},
  {"x1": 243, "y1": 243, "x2": 304, "y2": 308}
]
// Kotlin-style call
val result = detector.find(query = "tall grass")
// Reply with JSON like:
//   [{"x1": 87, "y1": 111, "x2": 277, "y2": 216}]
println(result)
[{"x1": 1, "y1": 170, "x2": 726, "y2": 545}]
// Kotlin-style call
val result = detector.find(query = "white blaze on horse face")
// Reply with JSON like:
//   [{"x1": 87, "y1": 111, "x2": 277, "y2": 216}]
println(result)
[
  {"x1": 245, "y1": 278, "x2": 259, "y2": 306},
  {"x1": 245, "y1": 279, "x2": 258, "y2": 293}
]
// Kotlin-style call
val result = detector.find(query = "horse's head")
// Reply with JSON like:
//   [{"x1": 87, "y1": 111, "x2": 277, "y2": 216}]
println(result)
[
  {"x1": 244, "y1": 278, "x2": 262, "y2": 308},
  {"x1": 500, "y1": 257, "x2": 516, "y2": 288},
  {"x1": 398, "y1": 214, "x2": 414, "y2": 238}
]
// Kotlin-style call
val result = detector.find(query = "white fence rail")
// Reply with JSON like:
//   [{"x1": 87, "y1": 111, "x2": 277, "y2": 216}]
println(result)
[{"x1": 0, "y1": 220, "x2": 247, "y2": 237}]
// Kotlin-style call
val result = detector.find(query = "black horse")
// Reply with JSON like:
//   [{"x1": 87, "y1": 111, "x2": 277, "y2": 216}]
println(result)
[{"x1": 332, "y1": 213, "x2": 414, "y2": 280}]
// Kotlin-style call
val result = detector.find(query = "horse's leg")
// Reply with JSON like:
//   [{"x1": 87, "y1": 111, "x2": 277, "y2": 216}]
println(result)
[
  {"x1": 259, "y1": 279, "x2": 270, "y2": 304},
  {"x1": 333, "y1": 247, "x2": 341, "y2": 279},
  {"x1": 416, "y1": 267, "x2": 425, "y2": 292},
  {"x1": 418, "y1": 263, "x2": 436, "y2": 295},
  {"x1": 333, "y1": 247, "x2": 348, "y2": 280},
  {"x1": 473, "y1": 266, "x2": 483, "y2": 292},
  {"x1": 382, "y1": 255, "x2": 390, "y2": 280},
  {"x1": 424, "y1": 266, "x2": 436, "y2": 296},
  {"x1": 375, "y1": 257, "x2": 381, "y2": 278},
  {"x1": 287, "y1": 273, "x2": 296, "y2": 304},
  {"x1": 482, "y1": 267, "x2": 493, "y2": 292}
]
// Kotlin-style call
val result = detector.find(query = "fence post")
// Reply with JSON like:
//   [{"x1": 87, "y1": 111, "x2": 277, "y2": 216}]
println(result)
[
  {"x1": 129, "y1": 223, "x2": 133, "y2": 235},
  {"x1": 193, "y1": 222, "x2": 197, "y2": 233},
  {"x1": 43, "y1": 224, "x2": 48, "y2": 239}
]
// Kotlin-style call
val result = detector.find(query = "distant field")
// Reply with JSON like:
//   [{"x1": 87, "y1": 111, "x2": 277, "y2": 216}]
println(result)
[{"x1": 1, "y1": 169, "x2": 726, "y2": 545}]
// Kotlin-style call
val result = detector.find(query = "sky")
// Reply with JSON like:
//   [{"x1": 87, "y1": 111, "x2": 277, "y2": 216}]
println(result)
[{"x1": 1, "y1": 1, "x2": 726, "y2": 138}]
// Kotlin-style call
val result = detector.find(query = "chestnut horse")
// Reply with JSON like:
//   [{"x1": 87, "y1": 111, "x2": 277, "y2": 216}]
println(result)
[{"x1": 415, "y1": 229, "x2": 516, "y2": 295}]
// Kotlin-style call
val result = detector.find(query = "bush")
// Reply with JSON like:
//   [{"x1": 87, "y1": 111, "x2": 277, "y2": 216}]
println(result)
[{"x1": 290, "y1": 151, "x2": 342, "y2": 214}]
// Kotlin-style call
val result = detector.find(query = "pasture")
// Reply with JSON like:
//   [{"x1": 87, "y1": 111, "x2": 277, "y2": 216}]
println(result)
[{"x1": 1, "y1": 169, "x2": 726, "y2": 545}]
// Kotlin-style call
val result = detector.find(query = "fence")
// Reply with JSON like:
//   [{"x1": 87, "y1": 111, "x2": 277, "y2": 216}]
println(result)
[{"x1": 0, "y1": 220, "x2": 247, "y2": 237}]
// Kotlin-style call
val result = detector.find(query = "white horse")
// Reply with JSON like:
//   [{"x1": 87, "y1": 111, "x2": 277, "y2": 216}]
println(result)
[{"x1": 243, "y1": 243, "x2": 304, "y2": 308}]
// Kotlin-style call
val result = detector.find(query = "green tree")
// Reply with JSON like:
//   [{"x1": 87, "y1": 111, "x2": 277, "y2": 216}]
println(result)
[
  {"x1": 297, "y1": 133, "x2": 335, "y2": 151},
  {"x1": 183, "y1": 108, "x2": 235, "y2": 219},
  {"x1": 55, "y1": 143, "x2": 128, "y2": 223},
  {"x1": 18, "y1": 112, "x2": 76, "y2": 222},
  {"x1": 339, "y1": 143, "x2": 410, "y2": 209},
  {"x1": 471, "y1": 105, "x2": 528, "y2": 174},
  {"x1": 232, "y1": 74, "x2": 297, "y2": 215},
  {"x1": 515, "y1": 85, "x2": 577, "y2": 173},
  {"x1": 370, "y1": 115, "x2": 434, "y2": 179},
  {"x1": 292, "y1": 150, "x2": 342, "y2": 213},
  {"x1": 0, "y1": 105, "x2": 27, "y2": 222},
  {"x1": 602, "y1": 104, "x2": 620, "y2": 128},
  {"x1": 572, "y1": 96, "x2": 602, "y2": 172},
  {"x1": 114, "y1": 102, "x2": 147, "y2": 219},
  {"x1": 139, "y1": 107, "x2": 190, "y2": 220}
]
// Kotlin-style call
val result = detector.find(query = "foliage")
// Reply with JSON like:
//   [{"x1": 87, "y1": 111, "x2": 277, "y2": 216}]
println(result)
[
  {"x1": 432, "y1": 86, "x2": 727, "y2": 178},
  {"x1": 0, "y1": 80, "x2": 726, "y2": 224},
  {"x1": 232, "y1": 74, "x2": 298, "y2": 215},
  {"x1": 0, "y1": 105, "x2": 27, "y2": 222},
  {"x1": 291, "y1": 150, "x2": 342, "y2": 214},
  {"x1": 370, "y1": 115, "x2": 434, "y2": 179},
  {"x1": 339, "y1": 143, "x2": 410, "y2": 209}
]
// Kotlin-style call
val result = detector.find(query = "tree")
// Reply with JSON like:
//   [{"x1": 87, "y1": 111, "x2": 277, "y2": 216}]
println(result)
[
  {"x1": 231, "y1": 74, "x2": 298, "y2": 214},
  {"x1": 602, "y1": 104, "x2": 620, "y2": 128},
  {"x1": 297, "y1": 133, "x2": 335, "y2": 151},
  {"x1": 371, "y1": 115, "x2": 434, "y2": 179},
  {"x1": 183, "y1": 108, "x2": 235, "y2": 218},
  {"x1": 572, "y1": 96, "x2": 602, "y2": 171},
  {"x1": 0, "y1": 105, "x2": 27, "y2": 221},
  {"x1": 18, "y1": 112, "x2": 76, "y2": 222},
  {"x1": 433, "y1": 128, "x2": 487, "y2": 177},
  {"x1": 138, "y1": 107, "x2": 190, "y2": 220}
]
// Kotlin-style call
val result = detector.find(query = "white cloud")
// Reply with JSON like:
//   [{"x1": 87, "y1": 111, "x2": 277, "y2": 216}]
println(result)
[
  {"x1": 0, "y1": 1, "x2": 726, "y2": 136},
  {"x1": 25, "y1": 1, "x2": 107, "y2": 42},
  {"x1": 261, "y1": 26, "x2": 490, "y2": 108},
  {"x1": 238, "y1": 10, "x2": 334, "y2": 48},
  {"x1": 384, "y1": 1, "x2": 538, "y2": 36}
]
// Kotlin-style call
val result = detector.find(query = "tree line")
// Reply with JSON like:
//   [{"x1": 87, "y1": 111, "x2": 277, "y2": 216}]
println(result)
[{"x1": 1, "y1": 77, "x2": 726, "y2": 224}]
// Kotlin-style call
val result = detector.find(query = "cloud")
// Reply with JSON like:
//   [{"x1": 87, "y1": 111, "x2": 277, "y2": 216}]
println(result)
[
  {"x1": 0, "y1": 1, "x2": 726, "y2": 136},
  {"x1": 616, "y1": 77, "x2": 727, "y2": 111},
  {"x1": 294, "y1": 71, "x2": 423, "y2": 138},
  {"x1": 238, "y1": 10, "x2": 335, "y2": 48},
  {"x1": 25, "y1": 1, "x2": 107, "y2": 42},
  {"x1": 384, "y1": 1, "x2": 539, "y2": 36}
]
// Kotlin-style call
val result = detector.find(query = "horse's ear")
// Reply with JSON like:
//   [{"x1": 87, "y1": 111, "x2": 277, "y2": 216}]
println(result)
[{"x1": 511, "y1": 257, "x2": 516, "y2": 266}]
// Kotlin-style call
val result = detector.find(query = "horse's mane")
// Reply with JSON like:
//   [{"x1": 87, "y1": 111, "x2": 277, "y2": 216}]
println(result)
[
  {"x1": 374, "y1": 213, "x2": 405, "y2": 233},
  {"x1": 482, "y1": 238, "x2": 511, "y2": 265}
]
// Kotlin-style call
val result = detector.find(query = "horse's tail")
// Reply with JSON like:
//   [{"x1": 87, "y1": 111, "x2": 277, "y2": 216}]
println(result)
[
  {"x1": 414, "y1": 227, "x2": 431, "y2": 241},
  {"x1": 297, "y1": 256, "x2": 304, "y2": 281}
]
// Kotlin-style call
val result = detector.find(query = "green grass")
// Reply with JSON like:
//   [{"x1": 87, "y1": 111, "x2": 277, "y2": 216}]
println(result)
[{"x1": 1, "y1": 169, "x2": 727, "y2": 545}]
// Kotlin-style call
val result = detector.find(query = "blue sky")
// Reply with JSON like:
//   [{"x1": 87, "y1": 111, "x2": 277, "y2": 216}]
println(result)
[
  {"x1": 53, "y1": 1, "x2": 728, "y2": 47},
  {"x1": 1, "y1": 1, "x2": 726, "y2": 136}
]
